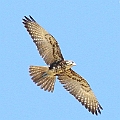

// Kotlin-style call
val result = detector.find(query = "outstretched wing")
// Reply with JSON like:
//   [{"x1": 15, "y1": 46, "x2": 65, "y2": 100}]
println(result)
[
  {"x1": 22, "y1": 16, "x2": 64, "y2": 65},
  {"x1": 58, "y1": 69, "x2": 103, "y2": 115}
]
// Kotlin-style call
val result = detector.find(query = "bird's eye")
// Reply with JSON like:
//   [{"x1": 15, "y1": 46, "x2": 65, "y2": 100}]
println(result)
[{"x1": 72, "y1": 61, "x2": 74, "y2": 64}]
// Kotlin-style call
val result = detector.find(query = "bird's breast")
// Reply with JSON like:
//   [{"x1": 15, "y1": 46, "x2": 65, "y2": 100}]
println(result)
[{"x1": 49, "y1": 61, "x2": 66, "y2": 75}]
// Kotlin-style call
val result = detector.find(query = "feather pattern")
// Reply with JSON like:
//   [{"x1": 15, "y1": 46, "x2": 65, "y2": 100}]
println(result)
[
  {"x1": 23, "y1": 16, "x2": 64, "y2": 65},
  {"x1": 29, "y1": 66, "x2": 56, "y2": 92},
  {"x1": 58, "y1": 69, "x2": 103, "y2": 115}
]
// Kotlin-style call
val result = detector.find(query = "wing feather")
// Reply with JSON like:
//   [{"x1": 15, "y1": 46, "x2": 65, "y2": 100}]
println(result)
[
  {"x1": 58, "y1": 69, "x2": 103, "y2": 115},
  {"x1": 23, "y1": 16, "x2": 64, "y2": 65}
]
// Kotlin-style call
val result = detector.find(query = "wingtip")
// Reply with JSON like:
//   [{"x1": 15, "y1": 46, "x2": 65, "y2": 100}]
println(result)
[{"x1": 22, "y1": 15, "x2": 36, "y2": 22}]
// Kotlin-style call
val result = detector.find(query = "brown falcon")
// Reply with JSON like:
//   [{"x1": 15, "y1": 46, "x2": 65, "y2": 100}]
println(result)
[{"x1": 22, "y1": 16, "x2": 103, "y2": 115}]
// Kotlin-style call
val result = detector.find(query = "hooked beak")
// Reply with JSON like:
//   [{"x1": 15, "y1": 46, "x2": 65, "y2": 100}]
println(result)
[{"x1": 73, "y1": 62, "x2": 76, "y2": 66}]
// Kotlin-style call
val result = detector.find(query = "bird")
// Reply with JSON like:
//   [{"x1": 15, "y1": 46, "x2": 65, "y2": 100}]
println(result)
[{"x1": 22, "y1": 15, "x2": 103, "y2": 115}]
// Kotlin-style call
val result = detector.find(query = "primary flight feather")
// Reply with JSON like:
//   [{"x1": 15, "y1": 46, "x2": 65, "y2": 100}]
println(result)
[{"x1": 22, "y1": 15, "x2": 103, "y2": 115}]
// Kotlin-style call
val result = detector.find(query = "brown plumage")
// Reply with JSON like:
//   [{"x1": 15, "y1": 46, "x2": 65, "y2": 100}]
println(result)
[{"x1": 22, "y1": 15, "x2": 103, "y2": 115}]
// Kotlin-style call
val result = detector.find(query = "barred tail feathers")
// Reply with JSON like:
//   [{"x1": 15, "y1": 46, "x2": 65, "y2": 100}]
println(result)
[{"x1": 29, "y1": 66, "x2": 56, "y2": 92}]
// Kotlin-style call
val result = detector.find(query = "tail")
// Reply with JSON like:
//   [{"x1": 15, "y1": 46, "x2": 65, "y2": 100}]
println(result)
[{"x1": 29, "y1": 66, "x2": 56, "y2": 92}]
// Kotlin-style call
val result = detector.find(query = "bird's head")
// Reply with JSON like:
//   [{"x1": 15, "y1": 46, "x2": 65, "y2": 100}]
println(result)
[{"x1": 65, "y1": 60, "x2": 76, "y2": 69}]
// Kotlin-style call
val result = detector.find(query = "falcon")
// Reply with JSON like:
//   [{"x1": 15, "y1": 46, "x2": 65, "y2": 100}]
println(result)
[{"x1": 22, "y1": 16, "x2": 103, "y2": 115}]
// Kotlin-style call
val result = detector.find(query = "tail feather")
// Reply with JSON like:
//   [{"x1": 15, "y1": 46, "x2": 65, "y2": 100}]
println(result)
[
  {"x1": 40, "y1": 76, "x2": 55, "y2": 92},
  {"x1": 30, "y1": 66, "x2": 48, "y2": 83},
  {"x1": 29, "y1": 66, "x2": 56, "y2": 92},
  {"x1": 45, "y1": 77, "x2": 55, "y2": 91}
]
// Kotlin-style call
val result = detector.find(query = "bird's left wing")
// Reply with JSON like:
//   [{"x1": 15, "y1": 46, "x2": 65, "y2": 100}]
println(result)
[
  {"x1": 58, "y1": 69, "x2": 103, "y2": 115},
  {"x1": 22, "y1": 16, "x2": 64, "y2": 65}
]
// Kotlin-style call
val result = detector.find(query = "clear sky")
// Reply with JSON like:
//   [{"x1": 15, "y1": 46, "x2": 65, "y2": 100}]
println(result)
[{"x1": 0, "y1": 0, "x2": 120, "y2": 120}]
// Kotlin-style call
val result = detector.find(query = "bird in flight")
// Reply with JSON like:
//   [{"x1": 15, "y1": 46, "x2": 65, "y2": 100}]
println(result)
[{"x1": 22, "y1": 16, "x2": 103, "y2": 115}]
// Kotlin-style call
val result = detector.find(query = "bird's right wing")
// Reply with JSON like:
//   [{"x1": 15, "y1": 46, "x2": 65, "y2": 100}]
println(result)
[
  {"x1": 23, "y1": 16, "x2": 64, "y2": 65},
  {"x1": 58, "y1": 69, "x2": 103, "y2": 115}
]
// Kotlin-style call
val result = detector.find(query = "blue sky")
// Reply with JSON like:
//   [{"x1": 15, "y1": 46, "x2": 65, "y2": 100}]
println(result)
[{"x1": 0, "y1": 0, "x2": 120, "y2": 120}]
